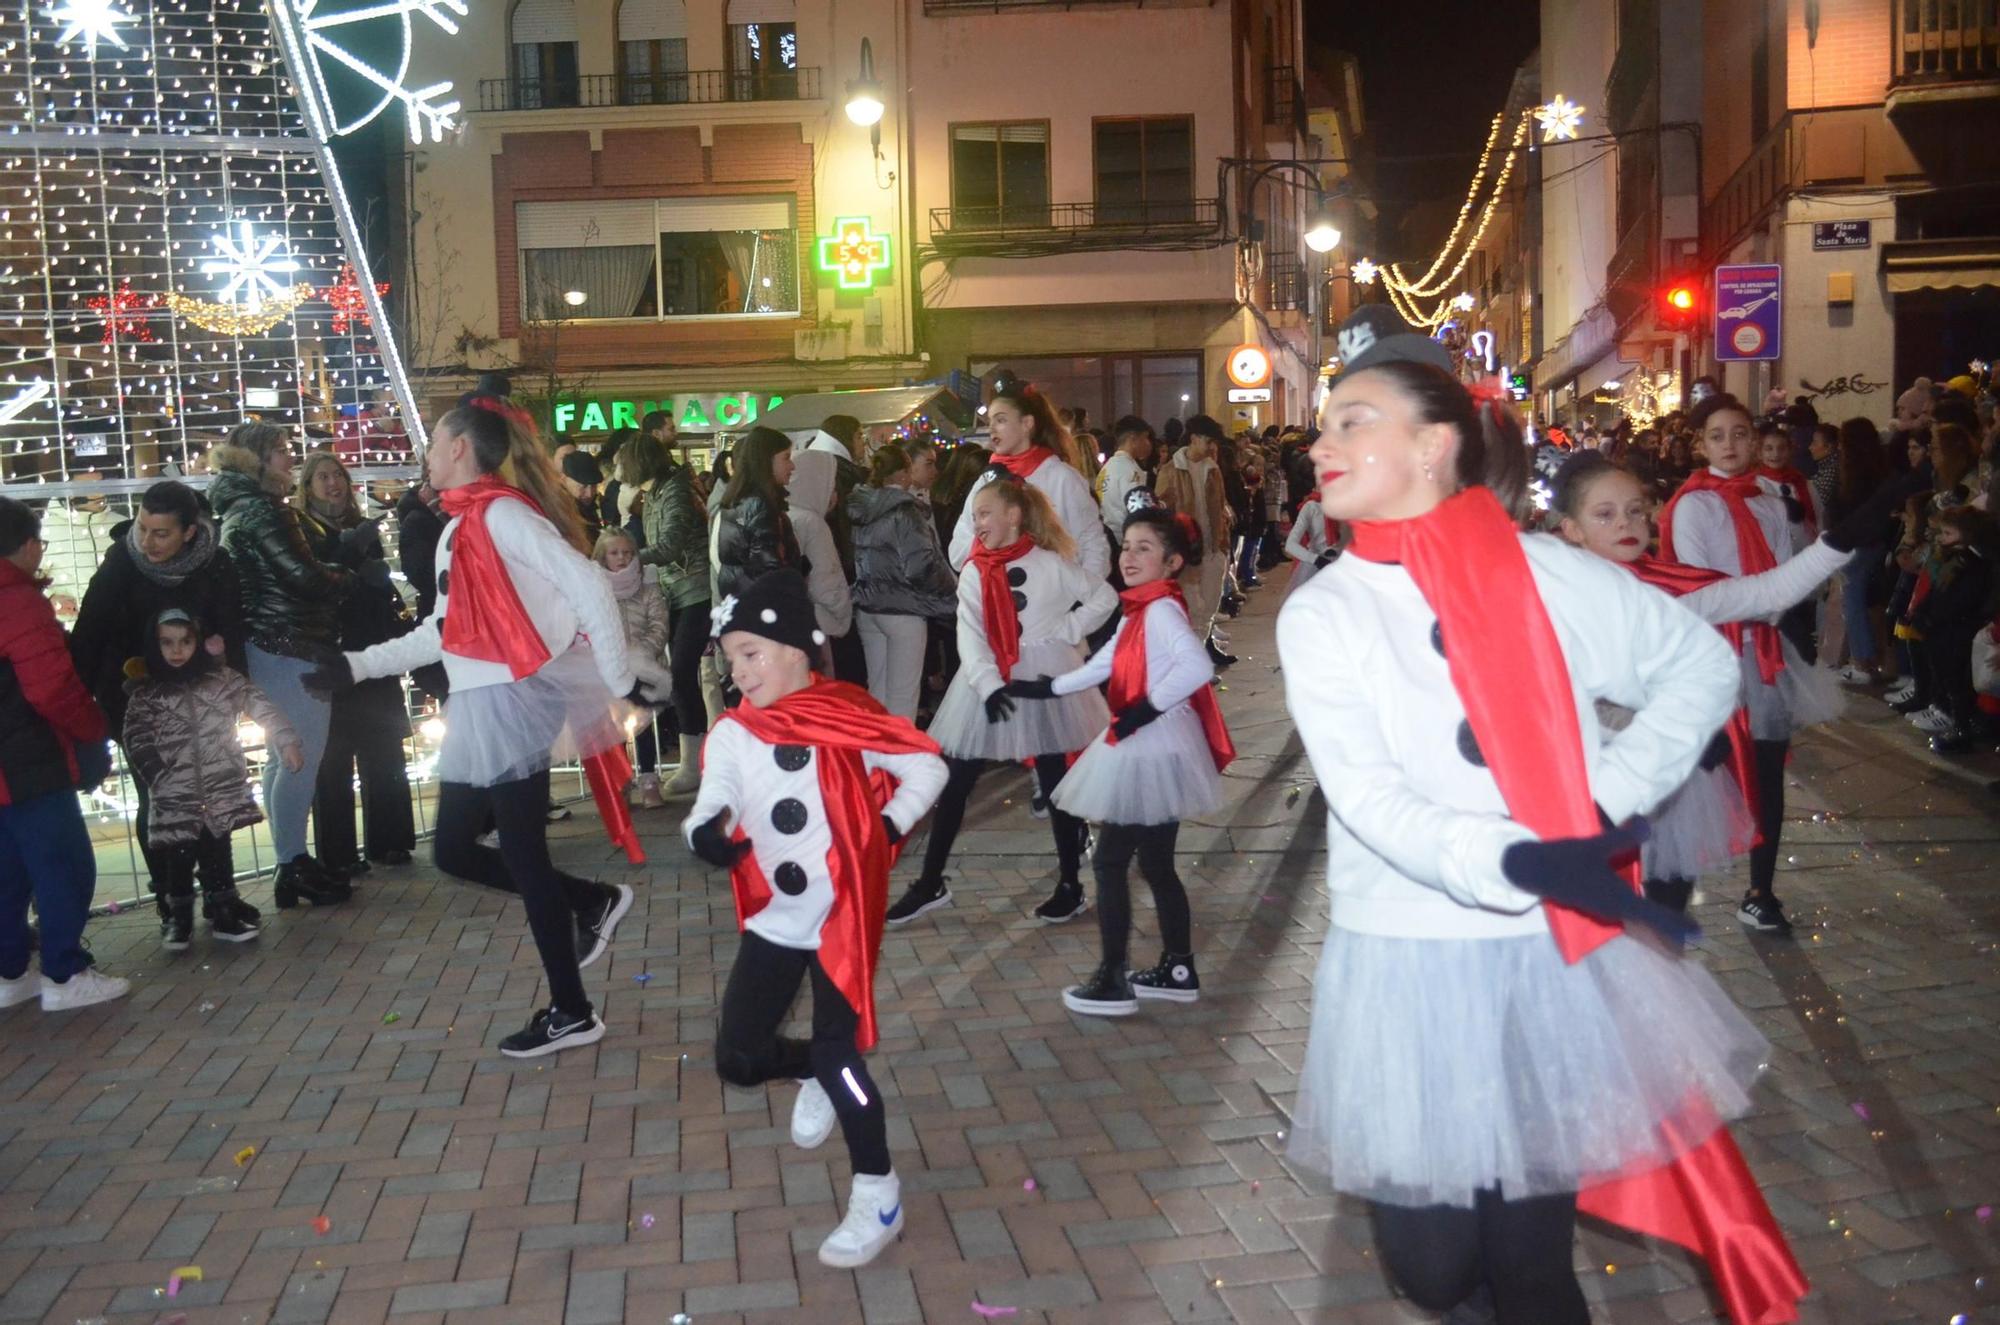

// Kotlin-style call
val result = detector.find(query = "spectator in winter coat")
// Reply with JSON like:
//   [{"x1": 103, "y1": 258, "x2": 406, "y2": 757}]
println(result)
[
  {"x1": 636, "y1": 414, "x2": 714, "y2": 792},
  {"x1": 712, "y1": 427, "x2": 801, "y2": 601},
  {"x1": 595, "y1": 528, "x2": 671, "y2": 805},
  {"x1": 1097, "y1": 417, "x2": 1155, "y2": 539},
  {"x1": 0, "y1": 496, "x2": 127, "y2": 1013},
  {"x1": 850, "y1": 444, "x2": 956, "y2": 717}
]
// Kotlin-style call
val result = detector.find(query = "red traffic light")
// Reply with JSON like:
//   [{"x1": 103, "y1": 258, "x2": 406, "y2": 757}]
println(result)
[
  {"x1": 1660, "y1": 281, "x2": 1700, "y2": 329},
  {"x1": 1665, "y1": 285, "x2": 1696, "y2": 312}
]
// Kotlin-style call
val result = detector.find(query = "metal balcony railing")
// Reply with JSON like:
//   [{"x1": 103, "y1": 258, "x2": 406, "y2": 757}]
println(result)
[
  {"x1": 477, "y1": 67, "x2": 821, "y2": 112},
  {"x1": 1266, "y1": 252, "x2": 1305, "y2": 312},
  {"x1": 922, "y1": 0, "x2": 1149, "y2": 11},
  {"x1": 928, "y1": 196, "x2": 1218, "y2": 237},
  {"x1": 1265, "y1": 64, "x2": 1308, "y2": 142},
  {"x1": 1893, "y1": 0, "x2": 2000, "y2": 84}
]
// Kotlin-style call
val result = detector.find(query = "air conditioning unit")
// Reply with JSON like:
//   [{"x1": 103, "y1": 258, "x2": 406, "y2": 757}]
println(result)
[{"x1": 795, "y1": 327, "x2": 849, "y2": 362}]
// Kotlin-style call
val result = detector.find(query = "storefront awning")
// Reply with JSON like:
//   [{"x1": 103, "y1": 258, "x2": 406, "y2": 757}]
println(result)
[
  {"x1": 755, "y1": 385, "x2": 971, "y2": 436},
  {"x1": 1883, "y1": 238, "x2": 2000, "y2": 294},
  {"x1": 1531, "y1": 304, "x2": 1618, "y2": 396}
]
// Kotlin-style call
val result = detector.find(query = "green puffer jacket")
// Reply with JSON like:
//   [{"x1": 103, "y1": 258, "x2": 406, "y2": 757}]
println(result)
[
  {"x1": 639, "y1": 461, "x2": 712, "y2": 609},
  {"x1": 208, "y1": 445, "x2": 353, "y2": 659}
]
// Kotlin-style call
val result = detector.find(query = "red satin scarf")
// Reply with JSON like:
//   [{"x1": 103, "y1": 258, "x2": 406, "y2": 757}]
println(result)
[
  {"x1": 1659, "y1": 470, "x2": 1786, "y2": 684},
  {"x1": 1108, "y1": 580, "x2": 1235, "y2": 772},
  {"x1": 438, "y1": 476, "x2": 554, "y2": 680},
  {"x1": 1347, "y1": 487, "x2": 1807, "y2": 1325},
  {"x1": 715, "y1": 679, "x2": 941, "y2": 1052},
  {"x1": 990, "y1": 447, "x2": 1053, "y2": 480},
  {"x1": 969, "y1": 536, "x2": 1036, "y2": 682}
]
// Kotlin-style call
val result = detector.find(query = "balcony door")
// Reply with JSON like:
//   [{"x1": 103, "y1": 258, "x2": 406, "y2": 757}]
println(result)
[
  {"x1": 511, "y1": 0, "x2": 579, "y2": 108},
  {"x1": 949, "y1": 123, "x2": 1050, "y2": 230},
  {"x1": 618, "y1": 0, "x2": 689, "y2": 104},
  {"x1": 726, "y1": 0, "x2": 799, "y2": 101}
]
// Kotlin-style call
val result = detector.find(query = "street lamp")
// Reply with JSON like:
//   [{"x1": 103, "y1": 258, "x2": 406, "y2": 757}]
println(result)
[
  {"x1": 1304, "y1": 198, "x2": 1342, "y2": 254},
  {"x1": 844, "y1": 38, "x2": 885, "y2": 127}
]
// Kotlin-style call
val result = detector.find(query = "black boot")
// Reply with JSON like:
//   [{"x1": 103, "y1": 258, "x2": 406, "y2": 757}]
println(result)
[
  {"x1": 1206, "y1": 638, "x2": 1237, "y2": 668},
  {"x1": 160, "y1": 895, "x2": 194, "y2": 952},
  {"x1": 1061, "y1": 960, "x2": 1137, "y2": 1017},
  {"x1": 203, "y1": 888, "x2": 261, "y2": 942},
  {"x1": 274, "y1": 856, "x2": 352, "y2": 909},
  {"x1": 885, "y1": 876, "x2": 952, "y2": 927}
]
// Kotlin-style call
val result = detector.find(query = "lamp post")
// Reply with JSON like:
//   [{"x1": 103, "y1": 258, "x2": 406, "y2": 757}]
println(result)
[{"x1": 845, "y1": 36, "x2": 885, "y2": 159}]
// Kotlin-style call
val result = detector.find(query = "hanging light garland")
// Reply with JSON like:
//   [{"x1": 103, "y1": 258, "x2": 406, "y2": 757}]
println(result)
[{"x1": 166, "y1": 283, "x2": 316, "y2": 335}]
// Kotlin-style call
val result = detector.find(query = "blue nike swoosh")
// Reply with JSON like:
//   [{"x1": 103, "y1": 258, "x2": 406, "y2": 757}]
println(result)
[{"x1": 878, "y1": 1203, "x2": 900, "y2": 1227}]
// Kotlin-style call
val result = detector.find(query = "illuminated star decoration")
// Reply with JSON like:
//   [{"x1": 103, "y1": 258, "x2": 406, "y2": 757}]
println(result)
[
  {"x1": 47, "y1": 0, "x2": 136, "y2": 58},
  {"x1": 201, "y1": 221, "x2": 302, "y2": 305},
  {"x1": 293, "y1": 0, "x2": 468, "y2": 143},
  {"x1": 1535, "y1": 94, "x2": 1586, "y2": 143},
  {"x1": 323, "y1": 263, "x2": 390, "y2": 334},
  {"x1": 1350, "y1": 257, "x2": 1379, "y2": 286},
  {"x1": 85, "y1": 280, "x2": 160, "y2": 344},
  {"x1": 1451, "y1": 292, "x2": 1476, "y2": 312}
]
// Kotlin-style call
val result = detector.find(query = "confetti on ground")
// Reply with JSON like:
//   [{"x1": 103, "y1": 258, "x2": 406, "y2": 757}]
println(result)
[
  {"x1": 197, "y1": 1002, "x2": 216, "y2": 1013},
  {"x1": 381, "y1": 1012, "x2": 400, "y2": 1024},
  {"x1": 970, "y1": 1304, "x2": 1018, "y2": 1319},
  {"x1": 1022, "y1": 1178, "x2": 1035, "y2": 1191},
  {"x1": 639, "y1": 1213, "x2": 655, "y2": 1229},
  {"x1": 1978, "y1": 1205, "x2": 1993, "y2": 1222},
  {"x1": 634, "y1": 972, "x2": 653, "y2": 985},
  {"x1": 106, "y1": 901, "x2": 121, "y2": 914},
  {"x1": 165, "y1": 1267, "x2": 202, "y2": 1298},
  {"x1": 1851, "y1": 1101, "x2": 1871, "y2": 1122},
  {"x1": 232, "y1": 1146, "x2": 255, "y2": 1167},
  {"x1": 311, "y1": 1216, "x2": 331, "y2": 1236}
]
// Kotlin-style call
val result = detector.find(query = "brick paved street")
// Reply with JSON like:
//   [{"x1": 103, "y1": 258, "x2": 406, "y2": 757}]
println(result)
[{"x1": 3, "y1": 587, "x2": 1997, "y2": 1325}]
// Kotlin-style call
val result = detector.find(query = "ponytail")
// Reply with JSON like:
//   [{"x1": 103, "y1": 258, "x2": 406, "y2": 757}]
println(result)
[
  {"x1": 975, "y1": 476, "x2": 1077, "y2": 561},
  {"x1": 438, "y1": 398, "x2": 587, "y2": 553},
  {"x1": 1347, "y1": 361, "x2": 1530, "y2": 522},
  {"x1": 990, "y1": 373, "x2": 1085, "y2": 477}
]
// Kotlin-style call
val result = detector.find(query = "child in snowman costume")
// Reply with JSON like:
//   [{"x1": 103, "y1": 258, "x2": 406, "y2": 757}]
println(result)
[{"x1": 683, "y1": 569, "x2": 947, "y2": 1269}]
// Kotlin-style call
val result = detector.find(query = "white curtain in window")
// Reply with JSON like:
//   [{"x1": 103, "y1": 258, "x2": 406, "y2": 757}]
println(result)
[
  {"x1": 618, "y1": 0, "x2": 687, "y2": 41},
  {"x1": 523, "y1": 247, "x2": 655, "y2": 320},
  {"x1": 726, "y1": 0, "x2": 795, "y2": 22},
  {"x1": 512, "y1": 0, "x2": 578, "y2": 44}
]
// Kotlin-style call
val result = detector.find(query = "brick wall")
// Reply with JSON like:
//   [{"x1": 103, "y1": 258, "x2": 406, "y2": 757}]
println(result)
[
  {"x1": 1786, "y1": 0, "x2": 1891, "y2": 108},
  {"x1": 490, "y1": 123, "x2": 817, "y2": 366}
]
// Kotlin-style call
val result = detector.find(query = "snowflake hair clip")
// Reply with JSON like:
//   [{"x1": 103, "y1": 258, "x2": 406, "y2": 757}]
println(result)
[
  {"x1": 1336, "y1": 322, "x2": 1378, "y2": 365},
  {"x1": 710, "y1": 594, "x2": 739, "y2": 636}
]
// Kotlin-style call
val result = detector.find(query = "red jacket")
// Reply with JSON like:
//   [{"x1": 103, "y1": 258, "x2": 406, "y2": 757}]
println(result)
[{"x1": 0, "y1": 559, "x2": 107, "y2": 805}]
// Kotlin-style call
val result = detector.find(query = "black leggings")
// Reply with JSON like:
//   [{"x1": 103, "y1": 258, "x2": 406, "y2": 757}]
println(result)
[
  {"x1": 433, "y1": 768, "x2": 599, "y2": 1018},
  {"x1": 1372, "y1": 1188, "x2": 1587, "y2": 1325},
  {"x1": 155, "y1": 830, "x2": 234, "y2": 907},
  {"x1": 1746, "y1": 738, "x2": 1788, "y2": 901},
  {"x1": 666, "y1": 599, "x2": 711, "y2": 737},
  {"x1": 716, "y1": 929, "x2": 890, "y2": 1175},
  {"x1": 1093, "y1": 822, "x2": 1189, "y2": 967},
  {"x1": 919, "y1": 754, "x2": 1085, "y2": 888}
]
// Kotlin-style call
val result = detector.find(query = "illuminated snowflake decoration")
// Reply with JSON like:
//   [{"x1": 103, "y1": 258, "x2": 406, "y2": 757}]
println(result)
[
  {"x1": 47, "y1": 0, "x2": 136, "y2": 57},
  {"x1": 1451, "y1": 292, "x2": 1476, "y2": 312},
  {"x1": 285, "y1": 0, "x2": 467, "y2": 143},
  {"x1": 201, "y1": 221, "x2": 302, "y2": 305},
  {"x1": 1350, "y1": 257, "x2": 1379, "y2": 286},
  {"x1": 1535, "y1": 94, "x2": 1586, "y2": 143},
  {"x1": 0, "y1": 380, "x2": 52, "y2": 426}
]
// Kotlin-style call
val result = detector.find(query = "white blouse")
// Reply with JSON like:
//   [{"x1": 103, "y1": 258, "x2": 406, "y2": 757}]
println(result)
[
  {"x1": 949, "y1": 459, "x2": 1111, "y2": 582},
  {"x1": 955, "y1": 546, "x2": 1118, "y2": 701}
]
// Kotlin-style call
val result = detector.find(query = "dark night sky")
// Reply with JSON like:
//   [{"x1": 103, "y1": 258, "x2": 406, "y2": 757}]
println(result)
[{"x1": 1307, "y1": 1, "x2": 1541, "y2": 257}]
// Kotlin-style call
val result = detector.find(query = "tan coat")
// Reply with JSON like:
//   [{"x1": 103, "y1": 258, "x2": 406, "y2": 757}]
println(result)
[{"x1": 1156, "y1": 451, "x2": 1232, "y2": 553}]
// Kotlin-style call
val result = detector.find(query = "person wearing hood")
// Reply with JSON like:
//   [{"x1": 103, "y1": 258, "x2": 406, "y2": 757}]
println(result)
[
  {"x1": 849, "y1": 444, "x2": 955, "y2": 718},
  {"x1": 69, "y1": 479, "x2": 246, "y2": 903},
  {"x1": 208, "y1": 421, "x2": 355, "y2": 907},
  {"x1": 1155, "y1": 415, "x2": 1234, "y2": 666},
  {"x1": 786, "y1": 448, "x2": 859, "y2": 681}
]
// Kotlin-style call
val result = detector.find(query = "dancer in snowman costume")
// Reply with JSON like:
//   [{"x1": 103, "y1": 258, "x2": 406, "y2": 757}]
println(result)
[
  {"x1": 947, "y1": 371, "x2": 1109, "y2": 582},
  {"x1": 684, "y1": 570, "x2": 947, "y2": 1268}
]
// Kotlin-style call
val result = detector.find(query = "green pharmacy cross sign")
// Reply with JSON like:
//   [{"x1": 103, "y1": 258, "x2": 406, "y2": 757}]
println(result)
[{"x1": 817, "y1": 216, "x2": 892, "y2": 291}]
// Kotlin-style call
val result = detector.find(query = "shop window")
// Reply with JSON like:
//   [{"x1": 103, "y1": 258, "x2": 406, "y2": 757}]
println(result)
[
  {"x1": 725, "y1": 1, "x2": 800, "y2": 101},
  {"x1": 973, "y1": 353, "x2": 1201, "y2": 431},
  {"x1": 516, "y1": 198, "x2": 798, "y2": 322},
  {"x1": 1094, "y1": 118, "x2": 1194, "y2": 225},
  {"x1": 618, "y1": 0, "x2": 689, "y2": 104},
  {"x1": 510, "y1": 0, "x2": 579, "y2": 108},
  {"x1": 950, "y1": 123, "x2": 1050, "y2": 229}
]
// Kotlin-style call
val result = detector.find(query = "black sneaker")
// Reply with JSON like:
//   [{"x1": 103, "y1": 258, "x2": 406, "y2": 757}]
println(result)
[
  {"x1": 160, "y1": 899, "x2": 193, "y2": 952},
  {"x1": 1033, "y1": 882, "x2": 1088, "y2": 924},
  {"x1": 1930, "y1": 727, "x2": 1974, "y2": 755},
  {"x1": 1736, "y1": 895, "x2": 1793, "y2": 934},
  {"x1": 545, "y1": 801, "x2": 573, "y2": 823},
  {"x1": 1206, "y1": 640, "x2": 1238, "y2": 668},
  {"x1": 885, "y1": 879, "x2": 951, "y2": 927},
  {"x1": 1062, "y1": 961, "x2": 1138, "y2": 1017},
  {"x1": 206, "y1": 896, "x2": 260, "y2": 943},
  {"x1": 1128, "y1": 952, "x2": 1200, "y2": 1003},
  {"x1": 498, "y1": 1006, "x2": 605, "y2": 1058},
  {"x1": 371, "y1": 848, "x2": 413, "y2": 866},
  {"x1": 1028, "y1": 793, "x2": 1050, "y2": 820},
  {"x1": 575, "y1": 883, "x2": 633, "y2": 969}
]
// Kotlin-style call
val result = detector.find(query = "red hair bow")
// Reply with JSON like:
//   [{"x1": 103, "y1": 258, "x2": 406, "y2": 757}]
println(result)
[
  {"x1": 468, "y1": 395, "x2": 534, "y2": 430},
  {"x1": 1467, "y1": 376, "x2": 1508, "y2": 408}
]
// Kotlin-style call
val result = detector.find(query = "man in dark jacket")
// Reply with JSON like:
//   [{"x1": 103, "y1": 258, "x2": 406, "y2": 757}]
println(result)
[
  {"x1": 0, "y1": 497, "x2": 128, "y2": 1012},
  {"x1": 68, "y1": 479, "x2": 246, "y2": 904},
  {"x1": 637, "y1": 408, "x2": 714, "y2": 792}
]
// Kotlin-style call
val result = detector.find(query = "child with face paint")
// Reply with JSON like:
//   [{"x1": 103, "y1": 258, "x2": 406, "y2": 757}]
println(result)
[
  {"x1": 122, "y1": 608, "x2": 302, "y2": 949},
  {"x1": 682, "y1": 569, "x2": 946, "y2": 1269},
  {"x1": 1004, "y1": 505, "x2": 1234, "y2": 1015},
  {"x1": 1273, "y1": 305, "x2": 1805, "y2": 1325}
]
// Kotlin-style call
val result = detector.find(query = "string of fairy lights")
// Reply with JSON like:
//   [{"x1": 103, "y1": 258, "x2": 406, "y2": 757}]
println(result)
[
  {"x1": 0, "y1": 0, "x2": 430, "y2": 487},
  {"x1": 1349, "y1": 93, "x2": 1586, "y2": 333}
]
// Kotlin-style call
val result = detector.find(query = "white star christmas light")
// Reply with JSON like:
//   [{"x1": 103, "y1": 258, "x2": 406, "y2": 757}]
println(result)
[
  {"x1": 1350, "y1": 257, "x2": 1379, "y2": 285},
  {"x1": 1535, "y1": 94, "x2": 1586, "y2": 143},
  {"x1": 1451, "y1": 292, "x2": 1476, "y2": 311},
  {"x1": 47, "y1": 0, "x2": 135, "y2": 57},
  {"x1": 290, "y1": 0, "x2": 467, "y2": 143},
  {"x1": 200, "y1": 221, "x2": 301, "y2": 305}
]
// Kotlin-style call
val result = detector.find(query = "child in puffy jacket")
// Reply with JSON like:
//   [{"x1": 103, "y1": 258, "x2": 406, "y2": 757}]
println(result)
[
  {"x1": 595, "y1": 529, "x2": 671, "y2": 805},
  {"x1": 123, "y1": 608, "x2": 302, "y2": 948}
]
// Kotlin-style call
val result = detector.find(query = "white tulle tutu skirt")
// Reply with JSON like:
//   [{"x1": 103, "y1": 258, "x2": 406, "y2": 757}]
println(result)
[
  {"x1": 1287, "y1": 927, "x2": 1768, "y2": 1208},
  {"x1": 1741, "y1": 639, "x2": 1844, "y2": 738},
  {"x1": 1052, "y1": 701, "x2": 1221, "y2": 825},
  {"x1": 929, "y1": 637, "x2": 1107, "y2": 761},
  {"x1": 1643, "y1": 763, "x2": 1757, "y2": 882},
  {"x1": 437, "y1": 645, "x2": 626, "y2": 788}
]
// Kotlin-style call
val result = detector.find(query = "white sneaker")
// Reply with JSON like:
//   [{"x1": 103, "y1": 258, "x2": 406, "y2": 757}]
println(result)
[
  {"x1": 818, "y1": 1171, "x2": 902, "y2": 1269},
  {"x1": 40, "y1": 968, "x2": 129, "y2": 1012},
  {"x1": 1835, "y1": 664, "x2": 1875, "y2": 686},
  {"x1": 1912, "y1": 706, "x2": 1953, "y2": 734},
  {"x1": 475, "y1": 828, "x2": 500, "y2": 848},
  {"x1": 791, "y1": 1078, "x2": 836, "y2": 1150},
  {"x1": 1884, "y1": 681, "x2": 1917, "y2": 704},
  {"x1": 0, "y1": 971, "x2": 37, "y2": 1009}
]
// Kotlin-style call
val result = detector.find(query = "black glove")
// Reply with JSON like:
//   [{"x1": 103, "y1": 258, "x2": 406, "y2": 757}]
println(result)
[
  {"x1": 689, "y1": 811, "x2": 750, "y2": 868},
  {"x1": 1778, "y1": 488, "x2": 1807, "y2": 526},
  {"x1": 300, "y1": 655, "x2": 355, "y2": 696},
  {"x1": 1111, "y1": 696, "x2": 1161, "y2": 739},
  {"x1": 358, "y1": 559, "x2": 392, "y2": 590},
  {"x1": 1824, "y1": 473, "x2": 1926, "y2": 553},
  {"x1": 1314, "y1": 549, "x2": 1338, "y2": 569},
  {"x1": 881, "y1": 813, "x2": 904, "y2": 846},
  {"x1": 1697, "y1": 730, "x2": 1732, "y2": 773},
  {"x1": 75, "y1": 739, "x2": 111, "y2": 792},
  {"x1": 1004, "y1": 677, "x2": 1056, "y2": 701},
  {"x1": 983, "y1": 689, "x2": 1016, "y2": 723},
  {"x1": 1500, "y1": 820, "x2": 1700, "y2": 947},
  {"x1": 624, "y1": 682, "x2": 656, "y2": 710}
]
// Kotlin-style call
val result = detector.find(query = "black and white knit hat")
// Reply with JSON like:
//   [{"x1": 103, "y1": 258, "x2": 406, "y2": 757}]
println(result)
[
  {"x1": 710, "y1": 568, "x2": 826, "y2": 654},
  {"x1": 1331, "y1": 304, "x2": 1456, "y2": 379}
]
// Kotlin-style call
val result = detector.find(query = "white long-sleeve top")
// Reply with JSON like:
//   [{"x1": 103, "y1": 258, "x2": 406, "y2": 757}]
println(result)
[
  {"x1": 347, "y1": 495, "x2": 637, "y2": 697},
  {"x1": 682, "y1": 718, "x2": 947, "y2": 951},
  {"x1": 789, "y1": 507, "x2": 853, "y2": 638},
  {"x1": 1675, "y1": 538, "x2": 1849, "y2": 626},
  {"x1": 955, "y1": 546, "x2": 1118, "y2": 701},
  {"x1": 1050, "y1": 594, "x2": 1214, "y2": 708},
  {"x1": 1286, "y1": 503, "x2": 1333, "y2": 564},
  {"x1": 1670, "y1": 470, "x2": 1812, "y2": 614},
  {"x1": 949, "y1": 458, "x2": 1111, "y2": 582},
  {"x1": 1097, "y1": 452, "x2": 1145, "y2": 534},
  {"x1": 1276, "y1": 533, "x2": 1738, "y2": 942}
]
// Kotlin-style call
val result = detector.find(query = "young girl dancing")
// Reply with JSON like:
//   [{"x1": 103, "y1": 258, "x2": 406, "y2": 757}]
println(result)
[
  {"x1": 1005, "y1": 506, "x2": 1234, "y2": 1014},
  {"x1": 886, "y1": 479, "x2": 1116, "y2": 926},
  {"x1": 123, "y1": 608, "x2": 299, "y2": 945},
  {"x1": 683, "y1": 569, "x2": 945, "y2": 1268},
  {"x1": 306, "y1": 398, "x2": 663, "y2": 1058},
  {"x1": 1276, "y1": 308, "x2": 1805, "y2": 1325}
]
